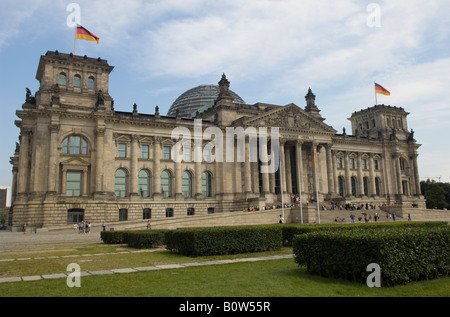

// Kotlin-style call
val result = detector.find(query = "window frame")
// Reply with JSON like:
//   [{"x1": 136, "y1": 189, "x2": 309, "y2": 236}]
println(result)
[
  {"x1": 202, "y1": 171, "x2": 212, "y2": 197},
  {"x1": 62, "y1": 135, "x2": 88, "y2": 155},
  {"x1": 66, "y1": 170, "x2": 82, "y2": 196},
  {"x1": 118, "y1": 143, "x2": 127, "y2": 158},
  {"x1": 138, "y1": 169, "x2": 150, "y2": 197},
  {"x1": 181, "y1": 171, "x2": 192, "y2": 198},
  {"x1": 161, "y1": 170, "x2": 172, "y2": 198},
  {"x1": 115, "y1": 169, "x2": 128, "y2": 198},
  {"x1": 73, "y1": 74, "x2": 81, "y2": 87}
]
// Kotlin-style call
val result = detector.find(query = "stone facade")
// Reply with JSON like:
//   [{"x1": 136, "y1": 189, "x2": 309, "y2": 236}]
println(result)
[{"x1": 9, "y1": 51, "x2": 425, "y2": 229}]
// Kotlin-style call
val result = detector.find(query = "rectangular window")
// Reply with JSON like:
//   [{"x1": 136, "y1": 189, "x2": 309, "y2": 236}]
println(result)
[
  {"x1": 350, "y1": 158, "x2": 355, "y2": 169},
  {"x1": 163, "y1": 146, "x2": 171, "y2": 160},
  {"x1": 118, "y1": 143, "x2": 127, "y2": 157},
  {"x1": 374, "y1": 159, "x2": 379, "y2": 170},
  {"x1": 187, "y1": 208, "x2": 195, "y2": 216},
  {"x1": 119, "y1": 209, "x2": 128, "y2": 221},
  {"x1": 66, "y1": 171, "x2": 82, "y2": 196},
  {"x1": 337, "y1": 157, "x2": 343, "y2": 169},
  {"x1": 143, "y1": 208, "x2": 151, "y2": 219},
  {"x1": 142, "y1": 145, "x2": 149, "y2": 159},
  {"x1": 362, "y1": 159, "x2": 368, "y2": 169},
  {"x1": 203, "y1": 149, "x2": 211, "y2": 162},
  {"x1": 207, "y1": 207, "x2": 215, "y2": 214},
  {"x1": 184, "y1": 147, "x2": 191, "y2": 162},
  {"x1": 165, "y1": 208, "x2": 174, "y2": 218}
]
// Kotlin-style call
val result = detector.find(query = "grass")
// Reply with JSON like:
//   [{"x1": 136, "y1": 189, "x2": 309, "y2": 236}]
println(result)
[{"x1": 0, "y1": 242, "x2": 449, "y2": 297}]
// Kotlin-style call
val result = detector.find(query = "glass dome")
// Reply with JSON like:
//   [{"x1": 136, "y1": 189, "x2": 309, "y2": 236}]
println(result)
[{"x1": 167, "y1": 84, "x2": 245, "y2": 118}]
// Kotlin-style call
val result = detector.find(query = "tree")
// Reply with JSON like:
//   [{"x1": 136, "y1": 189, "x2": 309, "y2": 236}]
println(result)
[{"x1": 423, "y1": 183, "x2": 448, "y2": 209}]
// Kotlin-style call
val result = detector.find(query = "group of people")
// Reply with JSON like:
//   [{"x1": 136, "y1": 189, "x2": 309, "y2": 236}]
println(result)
[{"x1": 74, "y1": 220, "x2": 91, "y2": 233}]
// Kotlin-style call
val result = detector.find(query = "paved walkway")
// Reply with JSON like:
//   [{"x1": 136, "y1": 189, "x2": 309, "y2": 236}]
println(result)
[{"x1": 0, "y1": 229, "x2": 293, "y2": 283}]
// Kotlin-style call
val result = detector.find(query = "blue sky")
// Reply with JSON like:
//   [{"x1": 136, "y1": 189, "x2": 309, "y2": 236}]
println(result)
[{"x1": 0, "y1": 0, "x2": 449, "y2": 189}]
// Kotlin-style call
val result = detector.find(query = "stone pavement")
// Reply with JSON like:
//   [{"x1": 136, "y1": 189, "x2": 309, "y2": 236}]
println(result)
[{"x1": 0, "y1": 229, "x2": 293, "y2": 283}]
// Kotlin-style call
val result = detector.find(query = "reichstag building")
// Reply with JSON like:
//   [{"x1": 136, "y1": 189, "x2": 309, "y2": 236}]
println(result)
[{"x1": 9, "y1": 51, "x2": 425, "y2": 229}]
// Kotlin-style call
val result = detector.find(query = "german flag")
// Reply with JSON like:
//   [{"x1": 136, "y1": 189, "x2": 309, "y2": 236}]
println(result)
[
  {"x1": 76, "y1": 25, "x2": 99, "y2": 43},
  {"x1": 375, "y1": 83, "x2": 390, "y2": 96}
]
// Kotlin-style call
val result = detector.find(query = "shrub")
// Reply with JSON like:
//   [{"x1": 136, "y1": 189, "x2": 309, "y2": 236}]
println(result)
[
  {"x1": 293, "y1": 225, "x2": 450, "y2": 286},
  {"x1": 100, "y1": 230, "x2": 131, "y2": 244},
  {"x1": 282, "y1": 221, "x2": 448, "y2": 246},
  {"x1": 127, "y1": 230, "x2": 169, "y2": 249},
  {"x1": 165, "y1": 225, "x2": 282, "y2": 257}
]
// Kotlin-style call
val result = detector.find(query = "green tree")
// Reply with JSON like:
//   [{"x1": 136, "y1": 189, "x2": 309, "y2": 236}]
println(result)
[{"x1": 424, "y1": 184, "x2": 448, "y2": 209}]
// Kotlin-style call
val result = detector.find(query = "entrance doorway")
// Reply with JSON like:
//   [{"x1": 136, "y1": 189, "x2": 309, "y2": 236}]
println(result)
[{"x1": 67, "y1": 209, "x2": 84, "y2": 224}]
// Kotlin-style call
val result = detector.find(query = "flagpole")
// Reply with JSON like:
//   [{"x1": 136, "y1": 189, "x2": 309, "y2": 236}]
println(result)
[
  {"x1": 296, "y1": 142, "x2": 303, "y2": 224},
  {"x1": 74, "y1": 25, "x2": 77, "y2": 55},
  {"x1": 313, "y1": 142, "x2": 320, "y2": 224},
  {"x1": 374, "y1": 81, "x2": 377, "y2": 105},
  {"x1": 280, "y1": 146, "x2": 284, "y2": 221}
]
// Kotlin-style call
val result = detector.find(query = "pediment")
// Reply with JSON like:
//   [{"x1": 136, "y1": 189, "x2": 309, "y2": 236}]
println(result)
[
  {"x1": 60, "y1": 156, "x2": 90, "y2": 167},
  {"x1": 238, "y1": 103, "x2": 336, "y2": 134}
]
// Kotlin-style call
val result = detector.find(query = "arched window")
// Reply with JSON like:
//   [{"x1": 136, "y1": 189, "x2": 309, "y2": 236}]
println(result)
[
  {"x1": 62, "y1": 135, "x2": 88, "y2": 155},
  {"x1": 59, "y1": 72, "x2": 67, "y2": 85},
  {"x1": 138, "y1": 170, "x2": 150, "y2": 197},
  {"x1": 73, "y1": 74, "x2": 81, "y2": 87},
  {"x1": 115, "y1": 169, "x2": 128, "y2": 197},
  {"x1": 88, "y1": 76, "x2": 95, "y2": 89},
  {"x1": 181, "y1": 171, "x2": 192, "y2": 197},
  {"x1": 351, "y1": 176, "x2": 357, "y2": 196},
  {"x1": 161, "y1": 170, "x2": 172, "y2": 198},
  {"x1": 202, "y1": 171, "x2": 212, "y2": 197},
  {"x1": 338, "y1": 176, "x2": 344, "y2": 197}
]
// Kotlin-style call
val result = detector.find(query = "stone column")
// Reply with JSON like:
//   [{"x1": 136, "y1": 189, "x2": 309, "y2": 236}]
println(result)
[
  {"x1": 412, "y1": 153, "x2": 421, "y2": 196},
  {"x1": 261, "y1": 143, "x2": 270, "y2": 195},
  {"x1": 331, "y1": 149, "x2": 338, "y2": 196},
  {"x1": 344, "y1": 152, "x2": 351, "y2": 197},
  {"x1": 296, "y1": 140, "x2": 304, "y2": 197},
  {"x1": 357, "y1": 152, "x2": 364, "y2": 196},
  {"x1": 61, "y1": 166, "x2": 67, "y2": 195},
  {"x1": 17, "y1": 128, "x2": 31, "y2": 197},
  {"x1": 280, "y1": 140, "x2": 287, "y2": 195},
  {"x1": 194, "y1": 139, "x2": 203, "y2": 199},
  {"x1": 285, "y1": 145, "x2": 292, "y2": 194},
  {"x1": 175, "y1": 157, "x2": 182, "y2": 199},
  {"x1": 47, "y1": 124, "x2": 60, "y2": 194},
  {"x1": 153, "y1": 137, "x2": 162, "y2": 199},
  {"x1": 369, "y1": 154, "x2": 376, "y2": 196},
  {"x1": 325, "y1": 143, "x2": 334, "y2": 196},
  {"x1": 244, "y1": 138, "x2": 252, "y2": 194},
  {"x1": 82, "y1": 168, "x2": 88, "y2": 196},
  {"x1": 94, "y1": 126, "x2": 105, "y2": 193},
  {"x1": 394, "y1": 154, "x2": 403, "y2": 195}
]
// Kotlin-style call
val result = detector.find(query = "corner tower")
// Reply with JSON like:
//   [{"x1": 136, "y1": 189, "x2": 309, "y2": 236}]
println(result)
[{"x1": 34, "y1": 50, "x2": 114, "y2": 110}]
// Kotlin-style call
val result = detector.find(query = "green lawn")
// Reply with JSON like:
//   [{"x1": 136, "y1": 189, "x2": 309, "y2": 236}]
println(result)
[{"x1": 0, "y1": 244, "x2": 449, "y2": 297}]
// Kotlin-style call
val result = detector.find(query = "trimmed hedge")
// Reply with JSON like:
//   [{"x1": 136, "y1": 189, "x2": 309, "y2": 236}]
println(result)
[
  {"x1": 100, "y1": 230, "x2": 131, "y2": 244},
  {"x1": 127, "y1": 230, "x2": 169, "y2": 248},
  {"x1": 100, "y1": 229, "x2": 168, "y2": 248},
  {"x1": 282, "y1": 221, "x2": 448, "y2": 246},
  {"x1": 293, "y1": 225, "x2": 450, "y2": 286},
  {"x1": 165, "y1": 225, "x2": 282, "y2": 256}
]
